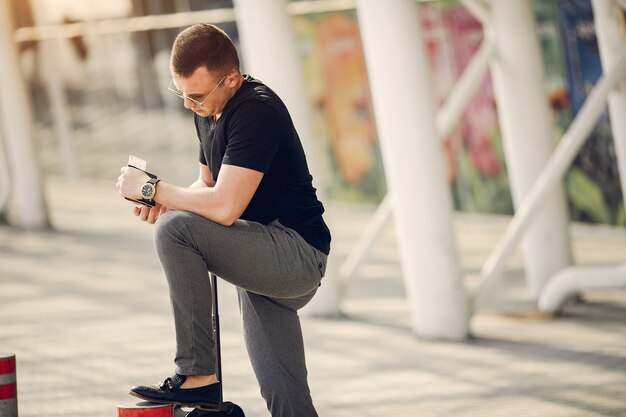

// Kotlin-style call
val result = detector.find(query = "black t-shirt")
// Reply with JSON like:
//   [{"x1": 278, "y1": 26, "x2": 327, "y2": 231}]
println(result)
[{"x1": 194, "y1": 75, "x2": 331, "y2": 255}]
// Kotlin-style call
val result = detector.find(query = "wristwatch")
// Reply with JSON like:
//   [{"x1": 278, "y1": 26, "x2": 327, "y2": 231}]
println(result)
[{"x1": 140, "y1": 177, "x2": 160, "y2": 201}]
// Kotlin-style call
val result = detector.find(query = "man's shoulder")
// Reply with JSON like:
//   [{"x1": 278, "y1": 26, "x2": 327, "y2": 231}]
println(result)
[
  {"x1": 227, "y1": 80, "x2": 285, "y2": 121},
  {"x1": 235, "y1": 76, "x2": 283, "y2": 106}
]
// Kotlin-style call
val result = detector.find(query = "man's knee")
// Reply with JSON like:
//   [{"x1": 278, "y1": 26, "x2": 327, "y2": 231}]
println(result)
[{"x1": 154, "y1": 211, "x2": 195, "y2": 249}]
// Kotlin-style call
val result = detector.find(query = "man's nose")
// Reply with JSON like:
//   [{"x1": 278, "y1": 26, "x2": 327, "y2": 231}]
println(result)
[{"x1": 183, "y1": 97, "x2": 194, "y2": 110}]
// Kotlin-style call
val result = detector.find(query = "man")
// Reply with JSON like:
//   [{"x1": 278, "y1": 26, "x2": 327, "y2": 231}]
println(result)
[{"x1": 116, "y1": 23, "x2": 330, "y2": 417}]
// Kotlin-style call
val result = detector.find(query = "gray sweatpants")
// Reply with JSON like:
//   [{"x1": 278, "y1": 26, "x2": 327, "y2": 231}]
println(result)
[{"x1": 153, "y1": 210, "x2": 327, "y2": 417}]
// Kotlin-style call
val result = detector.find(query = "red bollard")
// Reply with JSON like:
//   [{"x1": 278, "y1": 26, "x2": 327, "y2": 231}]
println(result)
[
  {"x1": 0, "y1": 353, "x2": 18, "y2": 417},
  {"x1": 117, "y1": 402, "x2": 174, "y2": 417}
]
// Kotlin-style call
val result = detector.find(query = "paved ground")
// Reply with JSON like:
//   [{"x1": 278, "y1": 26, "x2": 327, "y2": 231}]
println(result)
[{"x1": 1, "y1": 178, "x2": 625, "y2": 417}]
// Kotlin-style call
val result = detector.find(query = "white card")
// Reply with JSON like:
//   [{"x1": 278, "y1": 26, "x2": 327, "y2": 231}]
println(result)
[{"x1": 128, "y1": 155, "x2": 147, "y2": 170}]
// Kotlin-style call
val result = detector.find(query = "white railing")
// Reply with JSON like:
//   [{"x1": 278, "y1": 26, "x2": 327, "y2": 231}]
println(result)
[{"x1": 13, "y1": 9, "x2": 236, "y2": 42}]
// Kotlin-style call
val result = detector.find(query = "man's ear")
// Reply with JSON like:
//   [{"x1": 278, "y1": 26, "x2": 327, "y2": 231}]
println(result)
[
  {"x1": 226, "y1": 74, "x2": 233, "y2": 87},
  {"x1": 226, "y1": 71, "x2": 240, "y2": 88}
]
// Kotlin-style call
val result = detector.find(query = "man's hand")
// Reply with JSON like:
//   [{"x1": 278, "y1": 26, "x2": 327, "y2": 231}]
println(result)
[
  {"x1": 117, "y1": 166, "x2": 170, "y2": 223},
  {"x1": 134, "y1": 203, "x2": 169, "y2": 224},
  {"x1": 117, "y1": 166, "x2": 149, "y2": 200}
]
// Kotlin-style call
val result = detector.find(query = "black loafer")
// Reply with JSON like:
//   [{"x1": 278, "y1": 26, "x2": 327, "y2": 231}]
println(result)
[{"x1": 129, "y1": 373, "x2": 221, "y2": 411}]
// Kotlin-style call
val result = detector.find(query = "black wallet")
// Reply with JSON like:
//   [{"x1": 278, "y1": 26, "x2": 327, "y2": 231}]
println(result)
[{"x1": 124, "y1": 165, "x2": 158, "y2": 207}]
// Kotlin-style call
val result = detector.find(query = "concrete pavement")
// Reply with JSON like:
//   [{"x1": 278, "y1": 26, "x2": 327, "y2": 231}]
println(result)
[{"x1": 1, "y1": 178, "x2": 625, "y2": 417}]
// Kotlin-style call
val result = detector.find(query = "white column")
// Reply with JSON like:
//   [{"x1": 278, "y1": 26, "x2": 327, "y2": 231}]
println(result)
[
  {"x1": 0, "y1": 134, "x2": 11, "y2": 216},
  {"x1": 232, "y1": 0, "x2": 322, "y2": 183},
  {"x1": 592, "y1": 0, "x2": 626, "y2": 201},
  {"x1": 232, "y1": 0, "x2": 338, "y2": 316},
  {"x1": 357, "y1": 0, "x2": 468, "y2": 339},
  {"x1": 489, "y1": 0, "x2": 572, "y2": 299},
  {"x1": 0, "y1": 0, "x2": 49, "y2": 229},
  {"x1": 32, "y1": 0, "x2": 78, "y2": 181}
]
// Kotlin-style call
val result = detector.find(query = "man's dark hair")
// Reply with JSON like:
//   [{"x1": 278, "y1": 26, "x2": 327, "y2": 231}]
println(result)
[{"x1": 170, "y1": 23, "x2": 240, "y2": 77}]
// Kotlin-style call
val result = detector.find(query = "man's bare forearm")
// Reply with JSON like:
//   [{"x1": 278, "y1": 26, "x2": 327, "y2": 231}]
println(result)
[{"x1": 189, "y1": 178, "x2": 211, "y2": 188}]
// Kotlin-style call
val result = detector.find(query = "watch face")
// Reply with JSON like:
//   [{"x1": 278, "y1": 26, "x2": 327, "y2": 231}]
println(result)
[{"x1": 141, "y1": 183, "x2": 155, "y2": 199}]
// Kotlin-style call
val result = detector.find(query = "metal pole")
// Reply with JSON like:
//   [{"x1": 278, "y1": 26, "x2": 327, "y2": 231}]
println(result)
[
  {"x1": 459, "y1": 0, "x2": 491, "y2": 26},
  {"x1": 539, "y1": 263, "x2": 626, "y2": 313},
  {"x1": 232, "y1": 0, "x2": 338, "y2": 316},
  {"x1": 435, "y1": 34, "x2": 495, "y2": 141},
  {"x1": 357, "y1": 0, "x2": 468, "y2": 339},
  {"x1": 338, "y1": 193, "x2": 393, "y2": 296},
  {"x1": 592, "y1": 0, "x2": 626, "y2": 202},
  {"x1": 0, "y1": 0, "x2": 50, "y2": 229},
  {"x1": 488, "y1": 0, "x2": 572, "y2": 300},
  {"x1": 210, "y1": 273, "x2": 223, "y2": 402}
]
